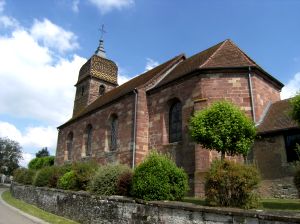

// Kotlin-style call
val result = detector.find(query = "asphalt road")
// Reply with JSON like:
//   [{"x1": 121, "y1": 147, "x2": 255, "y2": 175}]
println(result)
[{"x1": 0, "y1": 187, "x2": 46, "y2": 224}]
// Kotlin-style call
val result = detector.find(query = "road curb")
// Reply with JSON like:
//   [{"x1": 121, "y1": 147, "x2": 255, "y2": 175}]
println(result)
[{"x1": 0, "y1": 188, "x2": 49, "y2": 224}]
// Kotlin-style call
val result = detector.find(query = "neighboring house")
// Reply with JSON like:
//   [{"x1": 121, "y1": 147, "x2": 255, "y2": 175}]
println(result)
[
  {"x1": 55, "y1": 38, "x2": 284, "y2": 197},
  {"x1": 251, "y1": 99, "x2": 300, "y2": 179}
]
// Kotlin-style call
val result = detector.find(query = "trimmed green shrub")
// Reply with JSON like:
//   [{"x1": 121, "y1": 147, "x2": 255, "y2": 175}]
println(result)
[
  {"x1": 13, "y1": 168, "x2": 27, "y2": 184},
  {"x1": 294, "y1": 167, "x2": 300, "y2": 197},
  {"x1": 131, "y1": 151, "x2": 189, "y2": 201},
  {"x1": 89, "y1": 164, "x2": 131, "y2": 196},
  {"x1": 57, "y1": 171, "x2": 78, "y2": 190},
  {"x1": 205, "y1": 160, "x2": 261, "y2": 209},
  {"x1": 33, "y1": 166, "x2": 59, "y2": 187},
  {"x1": 22, "y1": 169, "x2": 36, "y2": 185},
  {"x1": 71, "y1": 161, "x2": 98, "y2": 191},
  {"x1": 28, "y1": 156, "x2": 55, "y2": 170},
  {"x1": 13, "y1": 168, "x2": 36, "y2": 185},
  {"x1": 117, "y1": 170, "x2": 133, "y2": 196}
]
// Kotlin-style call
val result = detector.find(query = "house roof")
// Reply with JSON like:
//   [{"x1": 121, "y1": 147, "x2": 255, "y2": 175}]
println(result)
[
  {"x1": 154, "y1": 39, "x2": 283, "y2": 88},
  {"x1": 58, "y1": 54, "x2": 185, "y2": 128},
  {"x1": 257, "y1": 99, "x2": 299, "y2": 134}
]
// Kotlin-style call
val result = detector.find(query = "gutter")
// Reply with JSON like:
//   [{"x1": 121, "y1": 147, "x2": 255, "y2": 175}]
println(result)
[
  {"x1": 248, "y1": 67, "x2": 256, "y2": 123},
  {"x1": 132, "y1": 88, "x2": 138, "y2": 169}
]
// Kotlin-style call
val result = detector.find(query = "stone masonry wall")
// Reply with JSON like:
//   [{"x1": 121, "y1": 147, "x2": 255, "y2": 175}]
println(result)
[
  {"x1": 148, "y1": 71, "x2": 255, "y2": 197},
  {"x1": 11, "y1": 184, "x2": 300, "y2": 224},
  {"x1": 251, "y1": 135, "x2": 294, "y2": 179},
  {"x1": 251, "y1": 74, "x2": 281, "y2": 123},
  {"x1": 56, "y1": 94, "x2": 135, "y2": 167}
]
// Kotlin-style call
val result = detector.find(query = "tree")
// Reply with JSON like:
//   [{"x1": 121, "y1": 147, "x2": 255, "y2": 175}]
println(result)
[
  {"x1": 291, "y1": 92, "x2": 300, "y2": 125},
  {"x1": 189, "y1": 101, "x2": 256, "y2": 160},
  {"x1": 0, "y1": 137, "x2": 22, "y2": 175},
  {"x1": 36, "y1": 147, "x2": 50, "y2": 158}
]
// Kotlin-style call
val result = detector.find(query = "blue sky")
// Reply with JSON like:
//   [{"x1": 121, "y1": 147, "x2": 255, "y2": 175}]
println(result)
[{"x1": 0, "y1": 0, "x2": 299, "y2": 166}]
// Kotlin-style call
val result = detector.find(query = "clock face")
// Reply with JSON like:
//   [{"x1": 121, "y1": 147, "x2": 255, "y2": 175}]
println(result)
[{"x1": 99, "y1": 85, "x2": 105, "y2": 96}]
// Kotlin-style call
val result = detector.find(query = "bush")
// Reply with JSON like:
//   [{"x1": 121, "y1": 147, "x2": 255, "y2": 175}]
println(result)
[
  {"x1": 57, "y1": 171, "x2": 78, "y2": 190},
  {"x1": 205, "y1": 160, "x2": 260, "y2": 209},
  {"x1": 89, "y1": 164, "x2": 131, "y2": 196},
  {"x1": 294, "y1": 167, "x2": 300, "y2": 197},
  {"x1": 117, "y1": 170, "x2": 133, "y2": 196},
  {"x1": 33, "y1": 166, "x2": 59, "y2": 187},
  {"x1": 28, "y1": 156, "x2": 55, "y2": 170},
  {"x1": 131, "y1": 151, "x2": 189, "y2": 201},
  {"x1": 13, "y1": 168, "x2": 36, "y2": 185},
  {"x1": 71, "y1": 161, "x2": 98, "y2": 191}
]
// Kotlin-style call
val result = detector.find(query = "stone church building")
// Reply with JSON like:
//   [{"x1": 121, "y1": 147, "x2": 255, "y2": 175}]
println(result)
[{"x1": 55, "y1": 38, "x2": 297, "y2": 196}]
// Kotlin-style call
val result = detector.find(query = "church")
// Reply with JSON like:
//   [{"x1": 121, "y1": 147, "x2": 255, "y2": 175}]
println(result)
[{"x1": 55, "y1": 38, "x2": 299, "y2": 197}]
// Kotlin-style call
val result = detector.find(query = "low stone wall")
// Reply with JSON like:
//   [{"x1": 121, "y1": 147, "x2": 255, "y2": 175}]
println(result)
[
  {"x1": 259, "y1": 177, "x2": 298, "y2": 199},
  {"x1": 11, "y1": 183, "x2": 300, "y2": 224}
]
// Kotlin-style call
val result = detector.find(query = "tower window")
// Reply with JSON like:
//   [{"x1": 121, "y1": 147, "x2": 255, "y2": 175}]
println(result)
[
  {"x1": 99, "y1": 85, "x2": 106, "y2": 96},
  {"x1": 169, "y1": 100, "x2": 182, "y2": 143}
]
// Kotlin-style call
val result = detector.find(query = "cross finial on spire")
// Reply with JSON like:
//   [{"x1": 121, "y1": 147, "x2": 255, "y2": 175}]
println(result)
[
  {"x1": 95, "y1": 24, "x2": 106, "y2": 58},
  {"x1": 99, "y1": 24, "x2": 106, "y2": 41}
]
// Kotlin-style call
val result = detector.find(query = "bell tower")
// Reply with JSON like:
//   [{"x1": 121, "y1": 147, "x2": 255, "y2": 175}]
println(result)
[{"x1": 72, "y1": 31, "x2": 118, "y2": 117}]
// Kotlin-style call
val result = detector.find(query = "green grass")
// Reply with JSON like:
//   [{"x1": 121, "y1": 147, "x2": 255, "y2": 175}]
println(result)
[
  {"x1": 1, "y1": 190, "x2": 79, "y2": 224},
  {"x1": 183, "y1": 197, "x2": 300, "y2": 211},
  {"x1": 261, "y1": 198, "x2": 300, "y2": 211}
]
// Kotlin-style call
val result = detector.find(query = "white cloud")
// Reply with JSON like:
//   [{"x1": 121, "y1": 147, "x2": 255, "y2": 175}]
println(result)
[
  {"x1": 0, "y1": 15, "x2": 19, "y2": 28},
  {"x1": 20, "y1": 152, "x2": 35, "y2": 168},
  {"x1": 0, "y1": 121, "x2": 57, "y2": 151},
  {"x1": 72, "y1": 0, "x2": 80, "y2": 12},
  {"x1": 0, "y1": 28, "x2": 86, "y2": 124},
  {"x1": 281, "y1": 72, "x2": 300, "y2": 99},
  {"x1": 145, "y1": 58, "x2": 159, "y2": 71},
  {"x1": 30, "y1": 18, "x2": 79, "y2": 53},
  {"x1": 0, "y1": 0, "x2": 5, "y2": 13},
  {"x1": 88, "y1": 0, "x2": 134, "y2": 13}
]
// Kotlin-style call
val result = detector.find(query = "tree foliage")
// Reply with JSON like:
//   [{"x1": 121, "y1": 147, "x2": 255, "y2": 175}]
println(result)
[
  {"x1": 0, "y1": 137, "x2": 22, "y2": 175},
  {"x1": 290, "y1": 92, "x2": 300, "y2": 125},
  {"x1": 189, "y1": 101, "x2": 256, "y2": 159},
  {"x1": 28, "y1": 156, "x2": 54, "y2": 170},
  {"x1": 35, "y1": 147, "x2": 50, "y2": 158}
]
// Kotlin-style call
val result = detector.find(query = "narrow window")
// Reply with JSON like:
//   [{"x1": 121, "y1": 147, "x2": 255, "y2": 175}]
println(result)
[
  {"x1": 111, "y1": 115, "x2": 118, "y2": 150},
  {"x1": 284, "y1": 133, "x2": 300, "y2": 162},
  {"x1": 169, "y1": 101, "x2": 182, "y2": 143},
  {"x1": 67, "y1": 132, "x2": 73, "y2": 160},
  {"x1": 99, "y1": 85, "x2": 106, "y2": 96},
  {"x1": 86, "y1": 124, "x2": 93, "y2": 156}
]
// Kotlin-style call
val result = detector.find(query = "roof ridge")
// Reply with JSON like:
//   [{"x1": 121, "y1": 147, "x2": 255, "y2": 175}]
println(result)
[
  {"x1": 227, "y1": 39, "x2": 256, "y2": 66},
  {"x1": 199, "y1": 40, "x2": 227, "y2": 68}
]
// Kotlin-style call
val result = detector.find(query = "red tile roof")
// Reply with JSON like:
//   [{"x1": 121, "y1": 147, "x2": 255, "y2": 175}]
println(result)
[
  {"x1": 58, "y1": 54, "x2": 185, "y2": 128},
  {"x1": 155, "y1": 39, "x2": 283, "y2": 88},
  {"x1": 257, "y1": 99, "x2": 299, "y2": 134}
]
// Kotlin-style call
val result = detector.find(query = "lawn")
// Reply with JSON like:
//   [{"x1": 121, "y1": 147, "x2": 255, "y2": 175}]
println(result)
[
  {"x1": 183, "y1": 197, "x2": 300, "y2": 211},
  {"x1": 1, "y1": 190, "x2": 79, "y2": 224}
]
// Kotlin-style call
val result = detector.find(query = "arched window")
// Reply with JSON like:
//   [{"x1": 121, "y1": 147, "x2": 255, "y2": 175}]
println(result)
[
  {"x1": 111, "y1": 115, "x2": 118, "y2": 150},
  {"x1": 99, "y1": 85, "x2": 106, "y2": 96},
  {"x1": 67, "y1": 132, "x2": 73, "y2": 160},
  {"x1": 169, "y1": 101, "x2": 182, "y2": 143},
  {"x1": 85, "y1": 124, "x2": 93, "y2": 156}
]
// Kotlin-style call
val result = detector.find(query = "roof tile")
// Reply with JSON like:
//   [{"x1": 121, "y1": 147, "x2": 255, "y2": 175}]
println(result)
[{"x1": 257, "y1": 99, "x2": 299, "y2": 134}]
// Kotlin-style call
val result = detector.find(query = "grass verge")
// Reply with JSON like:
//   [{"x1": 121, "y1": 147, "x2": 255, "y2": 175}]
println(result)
[
  {"x1": 183, "y1": 197, "x2": 300, "y2": 211},
  {"x1": 1, "y1": 190, "x2": 79, "y2": 224}
]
